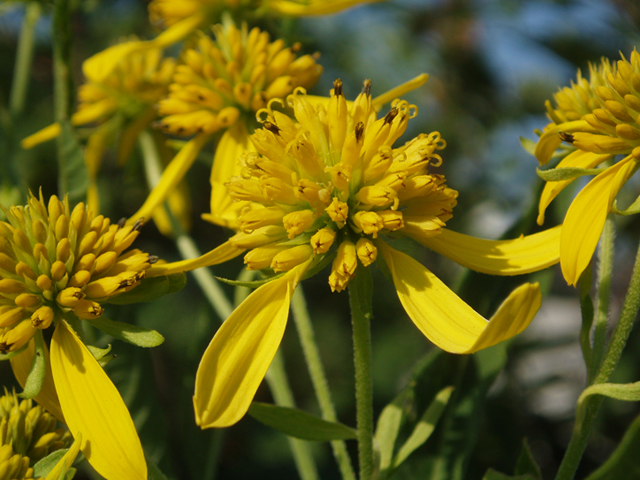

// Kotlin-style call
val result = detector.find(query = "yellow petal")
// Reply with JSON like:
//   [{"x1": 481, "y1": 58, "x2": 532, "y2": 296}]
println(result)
[
  {"x1": 194, "y1": 261, "x2": 310, "y2": 428},
  {"x1": 537, "y1": 150, "x2": 611, "y2": 225},
  {"x1": 147, "y1": 238, "x2": 245, "y2": 276},
  {"x1": 50, "y1": 321, "x2": 147, "y2": 480},
  {"x1": 534, "y1": 120, "x2": 591, "y2": 165},
  {"x1": 127, "y1": 133, "x2": 210, "y2": 226},
  {"x1": 151, "y1": 13, "x2": 205, "y2": 48},
  {"x1": 405, "y1": 225, "x2": 561, "y2": 275},
  {"x1": 378, "y1": 242, "x2": 541, "y2": 354},
  {"x1": 82, "y1": 41, "x2": 147, "y2": 83},
  {"x1": 266, "y1": 0, "x2": 384, "y2": 16},
  {"x1": 561, "y1": 156, "x2": 638, "y2": 286},
  {"x1": 208, "y1": 123, "x2": 252, "y2": 229},
  {"x1": 21, "y1": 123, "x2": 61, "y2": 149},
  {"x1": 10, "y1": 339, "x2": 64, "y2": 423},
  {"x1": 371, "y1": 73, "x2": 429, "y2": 109},
  {"x1": 45, "y1": 432, "x2": 82, "y2": 480}
]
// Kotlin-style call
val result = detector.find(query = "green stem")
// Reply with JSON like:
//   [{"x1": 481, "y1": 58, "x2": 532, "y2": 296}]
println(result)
[
  {"x1": 53, "y1": 0, "x2": 73, "y2": 195},
  {"x1": 555, "y1": 237, "x2": 640, "y2": 480},
  {"x1": 10, "y1": 2, "x2": 41, "y2": 117},
  {"x1": 348, "y1": 267, "x2": 374, "y2": 480},
  {"x1": 291, "y1": 286, "x2": 356, "y2": 480},
  {"x1": 590, "y1": 217, "x2": 615, "y2": 379},
  {"x1": 138, "y1": 130, "x2": 318, "y2": 480}
]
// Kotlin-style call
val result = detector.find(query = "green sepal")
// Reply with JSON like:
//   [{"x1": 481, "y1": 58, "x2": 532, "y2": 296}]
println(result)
[
  {"x1": 519, "y1": 137, "x2": 537, "y2": 156},
  {"x1": 215, "y1": 274, "x2": 280, "y2": 289},
  {"x1": 58, "y1": 121, "x2": 89, "y2": 204},
  {"x1": 611, "y1": 196, "x2": 640, "y2": 216},
  {"x1": 86, "y1": 344, "x2": 114, "y2": 366},
  {"x1": 482, "y1": 469, "x2": 538, "y2": 480},
  {"x1": 103, "y1": 273, "x2": 187, "y2": 305},
  {"x1": 392, "y1": 386, "x2": 454, "y2": 469},
  {"x1": 248, "y1": 402, "x2": 357, "y2": 441},
  {"x1": 32, "y1": 449, "x2": 68, "y2": 478},
  {"x1": 515, "y1": 438, "x2": 542, "y2": 479},
  {"x1": 536, "y1": 166, "x2": 604, "y2": 182},
  {"x1": 18, "y1": 330, "x2": 46, "y2": 399},
  {"x1": 86, "y1": 316, "x2": 164, "y2": 348}
]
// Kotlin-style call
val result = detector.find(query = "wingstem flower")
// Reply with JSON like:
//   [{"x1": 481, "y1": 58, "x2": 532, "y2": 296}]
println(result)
[
  {"x1": 148, "y1": 78, "x2": 561, "y2": 428},
  {"x1": 129, "y1": 20, "x2": 323, "y2": 229},
  {"x1": 534, "y1": 50, "x2": 640, "y2": 285},
  {"x1": 0, "y1": 193, "x2": 154, "y2": 480}
]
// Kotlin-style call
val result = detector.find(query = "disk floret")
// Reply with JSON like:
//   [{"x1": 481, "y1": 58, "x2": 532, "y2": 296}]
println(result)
[
  {"x1": 0, "y1": 194, "x2": 154, "y2": 353},
  {"x1": 227, "y1": 79, "x2": 458, "y2": 292}
]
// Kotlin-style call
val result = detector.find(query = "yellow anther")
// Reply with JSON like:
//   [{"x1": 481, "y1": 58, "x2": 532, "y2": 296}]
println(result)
[
  {"x1": 0, "y1": 279, "x2": 27, "y2": 295},
  {"x1": 271, "y1": 245, "x2": 313, "y2": 273},
  {"x1": 68, "y1": 270, "x2": 92, "y2": 289},
  {"x1": 83, "y1": 277, "x2": 122, "y2": 299},
  {"x1": 328, "y1": 79, "x2": 348, "y2": 152},
  {"x1": 295, "y1": 180, "x2": 325, "y2": 206},
  {"x1": 0, "y1": 253, "x2": 16, "y2": 273},
  {"x1": 326, "y1": 163, "x2": 352, "y2": 192},
  {"x1": 230, "y1": 225, "x2": 288, "y2": 249},
  {"x1": 352, "y1": 211, "x2": 384, "y2": 238},
  {"x1": 355, "y1": 186, "x2": 398, "y2": 209},
  {"x1": 378, "y1": 210, "x2": 404, "y2": 231},
  {"x1": 261, "y1": 176, "x2": 299, "y2": 204},
  {"x1": 243, "y1": 244, "x2": 288, "y2": 270},
  {"x1": 282, "y1": 210, "x2": 316, "y2": 239},
  {"x1": 56, "y1": 238, "x2": 71, "y2": 263},
  {"x1": 36, "y1": 275, "x2": 52, "y2": 292},
  {"x1": 329, "y1": 240, "x2": 357, "y2": 293},
  {"x1": 13, "y1": 229, "x2": 31, "y2": 255},
  {"x1": 310, "y1": 227, "x2": 336, "y2": 254},
  {"x1": 0, "y1": 307, "x2": 25, "y2": 328},
  {"x1": 31, "y1": 306, "x2": 54, "y2": 329},
  {"x1": 54, "y1": 215, "x2": 69, "y2": 241},
  {"x1": 56, "y1": 287, "x2": 85, "y2": 308},
  {"x1": 75, "y1": 253, "x2": 96, "y2": 273},
  {"x1": 50, "y1": 261, "x2": 67, "y2": 282},
  {"x1": 326, "y1": 198, "x2": 349, "y2": 229},
  {"x1": 14, "y1": 293, "x2": 42, "y2": 309},
  {"x1": 31, "y1": 219, "x2": 47, "y2": 244},
  {"x1": 72, "y1": 300, "x2": 104, "y2": 320},
  {"x1": 0, "y1": 320, "x2": 36, "y2": 353},
  {"x1": 77, "y1": 231, "x2": 98, "y2": 258},
  {"x1": 15, "y1": 262, "x2": 36, "y2": 281},
  {"x1": 93, "y1": 251, "x2": 117, "y2": 276},
  {"x1": 356, "y1": 238, "x2": 377, "y2": 267}
]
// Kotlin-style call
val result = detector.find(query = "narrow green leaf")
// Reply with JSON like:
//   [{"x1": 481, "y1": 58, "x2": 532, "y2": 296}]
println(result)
[
  {"x1": 586, "y1": 411, "x2": 640, "y2": 479},
  {"x1": 248, "y1": 402, "x2": 357, "y2": 441},
  {"x1": 536, "y1": 166, "x2": 604, "y2": 182},
  {"x1": 519, "y1": 137, "x2": 537, "y2": 156},
  {"x1": 375, "y1": 388, "x2": 411, "y2": 472},
  {"x1": 482, "y1": 469, "x2": 538, "y2": 480},
  {"x1": 215, "y1": 275, "x2": 277, "y2": 288},
  {"x1": 86, "y1": 344, "x2": 112, "y2": 361},
  {"x1": 18, "y1": 330, "x2": 46, "y2": 399},
  {"x1": 104, "y1": 274, "x2": 186, "y2": 305},
  {"x1": 32, "y1": 449, "x2": 68, "y2": 478},
  {"x1": 611, "y1": 195, "x2": 640, "y2": 216},
  {"x1": 393, "y1": 386, "x2": 454, "y2": 468},
  {"x1": 58, "y1": 121, "x2": 89, "y2": 203},
  {"x1": 577, "y1": 382, "x2": 640, "y2": 423},
  {"x1": 86, "y1": 316, "x2": 164, "y2": 348},
  {"x1": 147, "y1": 458, "x2": 169, "y2": 480},
  {"x1": 515, "y1": 439, "x2": 542, "y2": 479}
]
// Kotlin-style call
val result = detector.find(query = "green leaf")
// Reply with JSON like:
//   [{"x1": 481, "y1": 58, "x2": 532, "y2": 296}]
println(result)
[
  {"x1": 18, "y1": 330, "x2": 46, "y2": 399},
  {"x1": 515, "y1": 439, "x2": 542, "y2": 479},
  {"x1": 215, "y1": 274, "x2": 278, "y2": 289},
  {"x1": 375, "y1": 388, "x2": 411, "y2": 472},
  {"x1": 58, "y1": 121, "x2": 89, "y2": 203},
  {"x1": 86, "y1": 316, "x2": 164, "y2": 348},
  {"x1": 103, "y1": 273, "x2": 186, "y2": 305},
  {"x1": 611, "y1": 195, "x2": 640, "y2": 216},
  {"x1": 536, "y1": 166, "x2": 604, "y2": 182},
  {"x1": 393, "y1": 386, "x2": 454, "y2": 468},
  {"x1": 586, "y1": 411, "x2": 640, "y2": 479},
  {"x1": 147, "y1": 458, "x2": 169, "y2": 480},
  {"x1": 577, "y1": 382, "x2": 640, "y2": 423},
  {"x1": 248, "y1": 402, "x2": 357, "y2": 441},
  {"x1": 33, "y1": 449, "x2": 68, "y2": 478},
  {"x1": 482, "y1": 469, "x2": 538, "y2": 480},
  {"x1": 519, "y1": 137, "x2": 537, "y2": 156}
]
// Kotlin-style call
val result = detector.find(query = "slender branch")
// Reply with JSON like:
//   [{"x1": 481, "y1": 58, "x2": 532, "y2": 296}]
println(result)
[{"x1": 291, "y1": 286, "x2": 356, "y2": 480}]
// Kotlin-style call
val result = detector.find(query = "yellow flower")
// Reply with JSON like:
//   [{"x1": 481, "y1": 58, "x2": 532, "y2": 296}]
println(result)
[
  {"x1": 129, "y1": 20, "x2": 323, "y2": 229},
  {"x1": 534, "y1": 50, "x2": 640, "y2": 286},
  {"x1": 148, "y1": 79, "x2": 561, "y2": 428},
  {"x1": 0, "y1": 194, "x2": 152, "y2": 480}
]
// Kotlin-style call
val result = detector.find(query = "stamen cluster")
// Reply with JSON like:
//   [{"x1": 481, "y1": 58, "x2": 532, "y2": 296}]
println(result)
[
  {"x1": 0, "y1": 194, "x2": 153, "y2": 353},
  {"x1": 227, "y1": 80, "x2": 458, "y2": 292},
  {"x1": 157, "y1": 21, "x2": 323, "y2": 136}
]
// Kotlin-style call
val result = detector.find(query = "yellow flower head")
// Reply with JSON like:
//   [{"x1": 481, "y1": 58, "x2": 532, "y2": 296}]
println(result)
[
  {"x1": 228, "y1": 79, "x2": 457, "y2": 291},
  {"x1": 0, "y1": 388, "x2": 71, "y2": 463},
  {"x1": 0, "y1": 443, "x2": 34, "y2": 480},
  {"x1": 0, "y1": 194, "x2": 152, "y2": 353},
  {"x1": 73, "y1": 43, "x2": 176, "y2": 128},
  {"x1": 534, "y1": 50, "x2": 640, "y2": 285},
  {"x1": 157, "y1": 21, "x2": 323, "y2": 136}
]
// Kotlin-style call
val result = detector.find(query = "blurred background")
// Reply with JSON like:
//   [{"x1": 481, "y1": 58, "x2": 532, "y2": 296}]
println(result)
[{"x1": 1, "y1": 0, "x2": 640, "y2": 478}]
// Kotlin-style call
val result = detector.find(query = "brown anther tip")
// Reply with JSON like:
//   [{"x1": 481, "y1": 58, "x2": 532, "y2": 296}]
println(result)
[
  {"x1": 0, "y1": 342, "x2": 10, "y2": 353},
  {"x1": 291, "y1": 42, "x2": 301, "y2": 53},
  {"x1": 148, "y1": 255, "x2": 159, "y2": 264},
  {"x1": 117, "y1": 218, "x2": 126, "y2": 228},
  {"x1": 384, "y1": 108, "x2": 399, "y2": 125},
  {"x1": 333, "y1": 79, "x2": 343, "y2": 96},
  {"x1": 362, "y1": 79, "x2": 372, "y2": 96},
  {"x1": 559, "y1": 131, "x2": 575, "y2": 143},
  {"x1": 263, "y1": 122, "x2": 281, "y2": 136},
  {"x1": 133, "y1": 218, "x2": 146, "y2": 231},
  {"x1": 355, "y1": 122, "x2": 365, "y2": 142}
]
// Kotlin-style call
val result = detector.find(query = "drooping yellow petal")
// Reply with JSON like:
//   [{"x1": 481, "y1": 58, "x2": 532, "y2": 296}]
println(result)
[
  {"x1": 371, "y1": 73, "x2": 429, "y2": 109},
  {"x1": 21, "y1": 123, "x2": 61, "y2": 149},
  {"x1": 50, "y1": 321, "x2": 147, "y2": 480},
  {"x1": 82, "y1": 41, "x2": 147, "y2": 84},
  {"x1": 127, "y1": 132, "x2": 211, "y2": 225},
  {"x1": 537, "y1": 150, "x2": 611, "y2": 225},
  {"x1": 208, "y1": 123, "x2": 253, "y2": 229},
  {"x1": 10, "y1": 339, "x2": 64, "y2": 423},
  {"x1": 378, "y1": 242, "x2": 541, "y2": 354},
  {"x1": 266, "y1": 0, "x2": 384, "y2": 16},
  {"x1": 405, "y1": 225, "x2": 561, "y2": 275},
  {"x1": 194, "y1": 261, "x2": 310, "y2": 428},
  {"x1": 561, "y1": 155, "x2": 638, "y2": 286},
  {"x1": 147, "y1": 238, "x2": 246, "y2": 276},
  {"x1": 45, "y1": 432, "x2": 82, "y2": 480},
  {"x1": 534, "y1": 120, "x2": 591, "y2": 165},
  {"x1": 151, "y1": 13, "x2": 205, "y2": 48}
]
